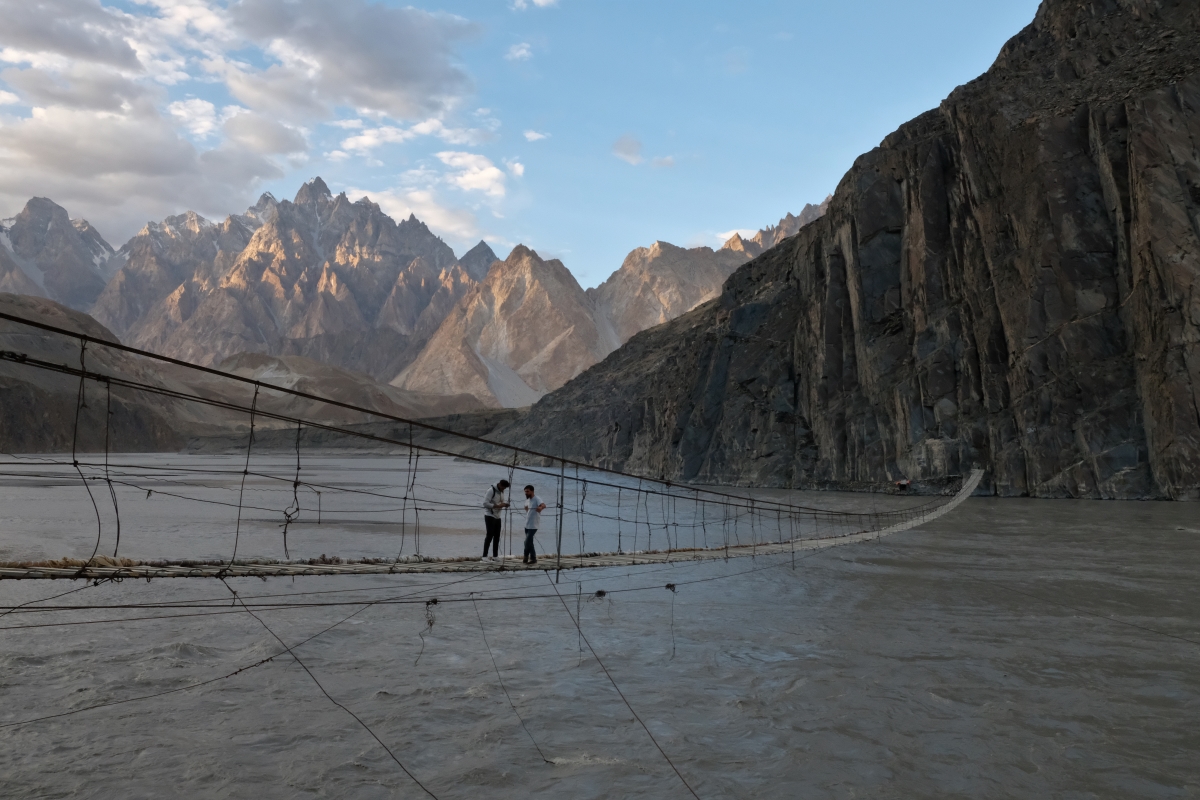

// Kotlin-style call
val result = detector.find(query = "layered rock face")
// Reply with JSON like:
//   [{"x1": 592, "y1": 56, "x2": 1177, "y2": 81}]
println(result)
[
  {"x1": 588, "y1": 241, "x2": 747, "y2": 345},
  {"x1": 91, "y1": 201, "x2": 272, "y2": 340},
  {"x1": 99, "y1": 178, "x2": 477, "y2": 379},
  {"x1": 494, "y1": 0, "x2": 1200, "y2": 500},
  {"x1": 398, "y1": 240, "x2": 759, "y2": 407},
  {"x1": 0, "y1": 198, "x2": 111, "y2": 310},
  {"x1": 394, "y1": 246, "x2": 610, "y2": 407}
]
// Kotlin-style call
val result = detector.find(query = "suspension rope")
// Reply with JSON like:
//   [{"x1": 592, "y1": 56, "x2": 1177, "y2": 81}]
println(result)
[{"x1": 548, "y1": 575, "x2": 701, "y2": 799}]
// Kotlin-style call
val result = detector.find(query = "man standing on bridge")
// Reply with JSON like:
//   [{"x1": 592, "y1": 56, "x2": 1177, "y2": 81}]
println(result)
[
  {"x1": 482, "y1": 479, "x2": 510, "y2": 560},
  {"x1": 522, "y1": 485, "x2": 546, "y2": 565}
]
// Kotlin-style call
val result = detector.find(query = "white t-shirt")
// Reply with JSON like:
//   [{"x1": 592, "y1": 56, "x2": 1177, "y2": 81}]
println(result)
[{"x1": 523, "y1": 495, "x2": 544, "y2": 530}]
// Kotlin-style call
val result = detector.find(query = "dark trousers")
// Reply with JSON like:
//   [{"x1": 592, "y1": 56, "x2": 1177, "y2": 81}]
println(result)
[
  {"x1": 523, "y1": 528, "x2": 537, "y2": 562},
  {"x1": 483, "y1": 516, "x2": 502, "y2": 557}
]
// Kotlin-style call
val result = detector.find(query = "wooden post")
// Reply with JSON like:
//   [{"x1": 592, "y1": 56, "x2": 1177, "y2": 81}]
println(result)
[{"x1": 555, "y1": 451, "x2": 565, "y2": 581}]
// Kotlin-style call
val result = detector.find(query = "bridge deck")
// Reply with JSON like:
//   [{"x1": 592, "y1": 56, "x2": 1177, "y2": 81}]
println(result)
[{"x1": 0, "y1": 471, "x2": 982, "y2": 580}]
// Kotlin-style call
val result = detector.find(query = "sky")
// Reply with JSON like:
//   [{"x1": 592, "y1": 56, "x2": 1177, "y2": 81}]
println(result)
[{"x1": 0, "y1": 0, "x2": 1042, "y2": 288}]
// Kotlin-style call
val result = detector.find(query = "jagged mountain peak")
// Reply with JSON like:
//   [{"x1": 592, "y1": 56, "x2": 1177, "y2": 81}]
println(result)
[
  {"x1": 68, "y1": 217, "x2": 117, "y2": 276},
  {"x1": 95, "y1": 176, "x2": 470, "y2": 379},
  {"x1": 395, "y1": 241, "x2": 602, "y2": 408},
  {"x1": 398, "y1": 213, "x2": 435, "y2": 236},
  {"x1": 720, "y1": 199, "x2": 832, "y2": 259},
  {"x1": 161, "y1": 210, "x2": 213, "y2": 235},
  {"x1": 484, "y1": 244, "x2": 576, "y2": 288},
  {"x1": 19, "y1": 196, "x2": 68, "y2": 218},
  {"x1": 294, "y1": 176, "x2": 332, "y2": 206},
  {"x1": 505, "y1": 243, "x2": 538, "y2": 264},
  {"x1": 645, "y1": 240, "x2": 692, "y2": 258},
  {"x1": 14, "y1": 197, "x2": 78, "y2": 242},
  {"x1": 589, "y1": 236, "x2": 749, "y2": 347},
  {"x1": 721, "y1": 232, "x2": 752, "y2": 252},
  {"x1": 1, "y1": 197, "x2": 109, "y2": 310},
  {"x1": 458, "y1": 240, "x2": 498, "y2": 281}
]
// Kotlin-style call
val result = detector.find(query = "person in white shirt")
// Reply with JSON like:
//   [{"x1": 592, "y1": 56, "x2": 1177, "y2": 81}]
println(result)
[
  {"x1": 481, "y1": 479, "x2": 510, "y2": 560},
  {"x1": 521, "y1": 485, "x2": 546, "y2": 565}
]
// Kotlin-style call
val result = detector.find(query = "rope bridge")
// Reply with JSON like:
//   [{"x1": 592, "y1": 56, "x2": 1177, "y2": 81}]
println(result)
[{"x1": 0, "y1": 310, "x2": 982, "y2": 581}]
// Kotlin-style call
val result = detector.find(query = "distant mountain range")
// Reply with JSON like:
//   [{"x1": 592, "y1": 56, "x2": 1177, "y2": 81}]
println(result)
[{"x1": 0, "y1": 179, "x2": 828, "y2": 409}]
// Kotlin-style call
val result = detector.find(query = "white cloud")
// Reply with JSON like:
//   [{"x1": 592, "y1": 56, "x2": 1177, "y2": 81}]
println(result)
[
  {"x1": 168, "y1": 98, "x2": 218, "y2": 137},
  {"x1": 411, "y1": 117, "x2": 490, "y2": 145},
  {"x1": 612, "y1": 134, "x2": 642, "y2": 165},
  {"x1": 436, "y1": 151, "x2": 506, "y2": 198},
  {"x1": 651, "y1": 156, "x2": 675, "y2": 168},
  {"x1": 341, "y1": 125, "x2": 417, "y2": 154},
  {"x1": 339, "y1": 117, "x2": 489, "y2": 156},
  {"x1": 0, "y1": 0, "x2": 141, "y2": 70},
  {"x1": 0, "y1": 0, "x2": 492, "y2": 242},
  {"x1": 0, "y1": 102, "x2": 285, "y2": 240},
  {"x1": 0, "y1": 64, "x2": 152, "y2": 112},
  {"x1": 225, "y1": 0, "x2": 477, "y2": 121},
  {"x1": 222, "y1": 110, "x2": 306, "y2": 154},
  {"x1": 505, "y1": 159, "x2": 525, "y2": 177},
  {"x1": 512, "y1": 0, "x2": 559, "y2": 9},
  {"x1": 523, "y1": 129, "x2": 548, "y2": 141},
  {"x1": 505, "y1": 43, "x2": 532, "y2": 61}
]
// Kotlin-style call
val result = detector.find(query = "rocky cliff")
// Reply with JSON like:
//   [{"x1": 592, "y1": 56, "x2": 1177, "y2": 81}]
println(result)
[
  {"x1": 489, "y1": 0, "x2": 1200, "y2": 500},
  {"x1": 91, "y1": 202, "x2": 270, "y2": 340},
  {"x1": 0, "y1": 198, "x2": 111, "y2": 310}
]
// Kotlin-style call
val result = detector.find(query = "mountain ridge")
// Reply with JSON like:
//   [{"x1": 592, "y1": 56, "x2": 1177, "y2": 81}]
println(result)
[{"x1": 1, "y1": 178, "x2": 827, "y2": 408}]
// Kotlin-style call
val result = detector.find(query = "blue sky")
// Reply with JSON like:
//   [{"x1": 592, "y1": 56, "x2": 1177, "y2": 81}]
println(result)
[{"x1": 0, "y1": 0, "x2": 1041, "y2": 287}]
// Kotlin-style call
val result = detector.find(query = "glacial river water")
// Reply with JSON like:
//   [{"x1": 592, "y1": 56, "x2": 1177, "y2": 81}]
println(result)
[{"x1": 0, "y1": 454, "x2": 1197, "y2": 798}]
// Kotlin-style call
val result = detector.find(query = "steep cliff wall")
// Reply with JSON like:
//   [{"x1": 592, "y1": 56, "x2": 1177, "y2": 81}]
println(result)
[{"x1": 493, "y1": 0, "x2": 1200, "y2": 499}]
